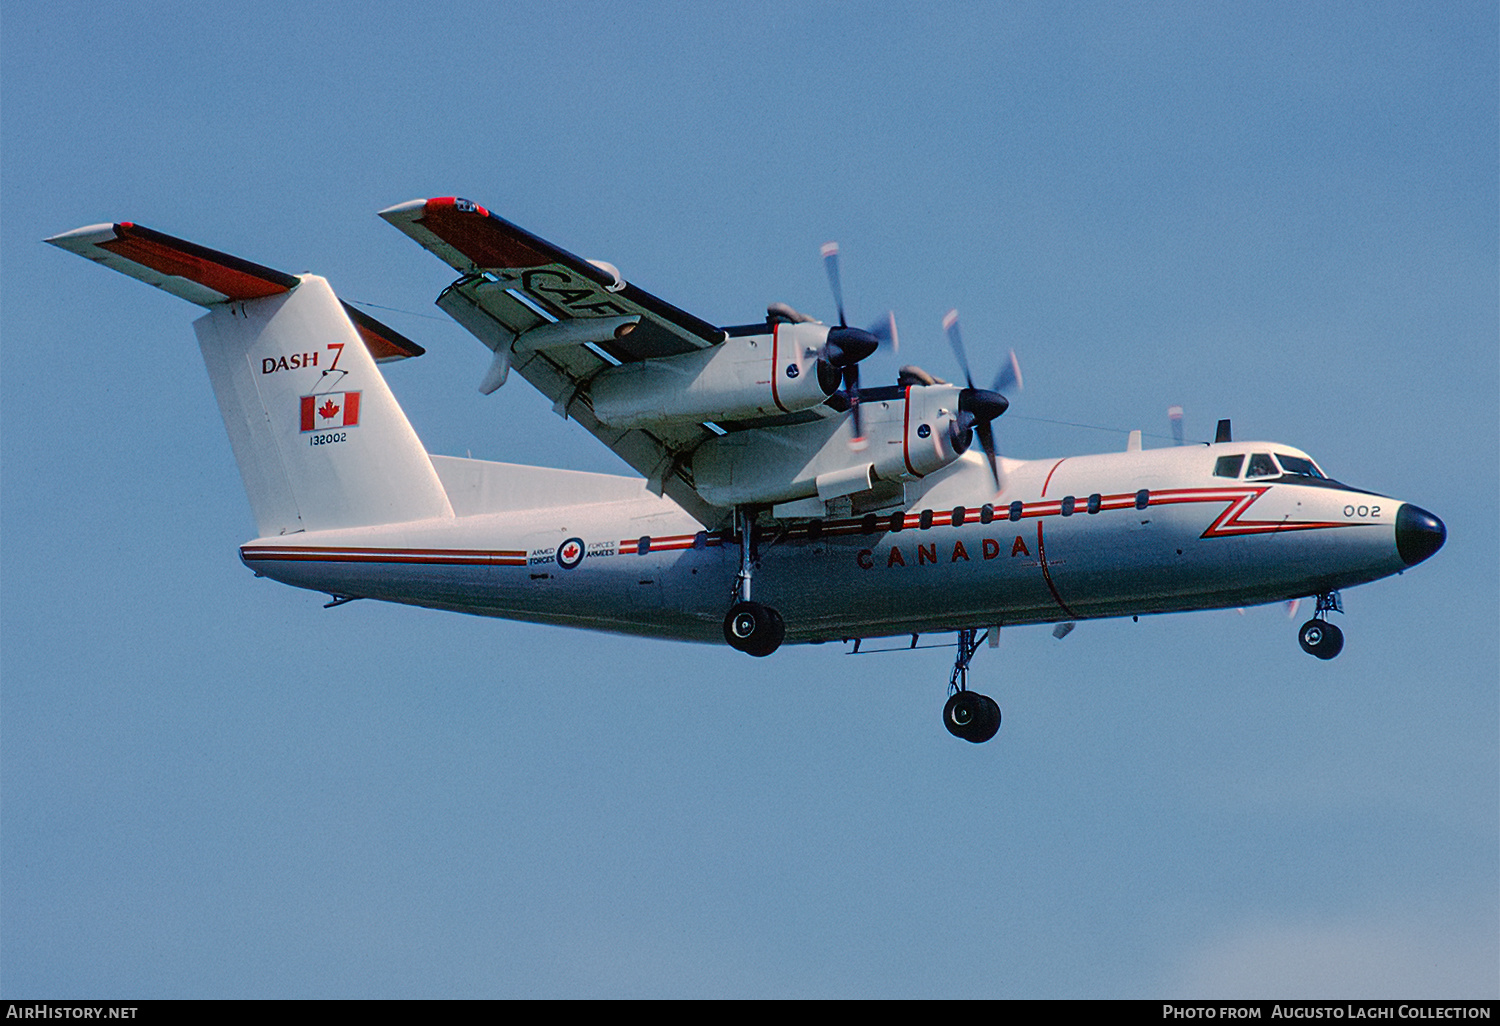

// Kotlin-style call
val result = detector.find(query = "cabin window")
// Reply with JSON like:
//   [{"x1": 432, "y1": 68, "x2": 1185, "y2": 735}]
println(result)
[
  {"x1": 980, "y1": 504, "x2": 995, "y2": 524},
  {"x1": 1008, "y1": 500, "x2": 1023, "y2": 522},
  {"x1": 919, "y1": 509, "x2": 934, "y2": 530},
  {"x1": 1087, "y1": 493, "x2": 1102, "y2": 514},
  {"x1": 889, "y1": 511, "x2": 905, "y2": 532},
  {"x1": 1061, "y1": 496, "x2": 1076, "y2": 516},
  {"x1": 1246, "y1": 453, "x2": 1279, "y2": 478},
  {"x1": 637, "y1": 536, "x2": 652, "y2": 554},
  {"x1": 861, "y1": 514, "x2": 879, "y2": 535},
  {"x1": 1135, "y1": 489, "x2": 1150, "y2": 510},
  {"x1": 1276, "y1": 454, "x2": 1326, "y2": 479},
  {"x1": 951, "y1": 506, "x2": 967, "y2": 527},
  {"x1": 1214, "y1": 455, "x2": 1244, "y2": 478}
]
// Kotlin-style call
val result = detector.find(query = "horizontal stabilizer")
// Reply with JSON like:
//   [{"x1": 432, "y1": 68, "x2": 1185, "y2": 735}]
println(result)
[
  {"x1": 46, "y1": 221, "x2": 298, "y2": 304},
  {"x1": 339, "y1": 300, "x2": 426, "y2": 363},
  {"x1": 46, "y1": 221, "x2": 424, "y2": 363}
]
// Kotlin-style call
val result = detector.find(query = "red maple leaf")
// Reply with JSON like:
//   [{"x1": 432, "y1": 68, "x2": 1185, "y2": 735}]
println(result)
[{"x1": 318, "y1": 399, "x2": 340, "y2": 421}]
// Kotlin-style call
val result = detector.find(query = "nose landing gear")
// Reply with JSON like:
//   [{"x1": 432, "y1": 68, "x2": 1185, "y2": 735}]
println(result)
[
  {"x1": 944, "y1": 627, "x2": 1000, "y2": 742},
  {"x1": 1298, "y1": 591, "x2": 1344, "y2": 660}
]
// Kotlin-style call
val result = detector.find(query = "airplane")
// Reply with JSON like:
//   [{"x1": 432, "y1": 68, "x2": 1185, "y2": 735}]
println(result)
[{"x1": 46, "y1": 198, "x2": 1447, "y2": 743}]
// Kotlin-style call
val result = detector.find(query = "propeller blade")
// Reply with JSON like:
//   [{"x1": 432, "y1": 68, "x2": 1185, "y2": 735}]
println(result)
[
  {"x1": 844, "y1": 364, "x2": 867, "y2": 450},
  {"x1": 942, "y1": 309, "x2": 975, "y2": 389},
  {"x1": 1169, "y1": 405, "x2": 1185, "y2": 446},
  {"x1": 868, "y1": 311, "x2": 898, "y2": 353},
  {"x1": 821, "y1": 242, "x2": 846, "y2": 327},
  {"x1": 975, "y1": 419, "x2": 1001, "y2": 491},
  {"x1": 992, "y1": 349, "x2": 1022, "y2": 394}
]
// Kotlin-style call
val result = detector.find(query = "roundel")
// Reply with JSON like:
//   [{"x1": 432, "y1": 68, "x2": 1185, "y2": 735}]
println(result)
[
  {"x1": 785, "y1": 363, "x2": 800, "y2": 378},
  {"x1": 556, "y1": 537, "x2": 585, "y2": 570}
]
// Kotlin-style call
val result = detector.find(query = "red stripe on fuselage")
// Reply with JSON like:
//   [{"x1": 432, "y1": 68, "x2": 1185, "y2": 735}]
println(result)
[
  {"x1": 241, "y1": 545, "x2": 528, "y2": 567},
  {"x1": 238, "y1": 485, "x2": 1361, "y2": 578}
]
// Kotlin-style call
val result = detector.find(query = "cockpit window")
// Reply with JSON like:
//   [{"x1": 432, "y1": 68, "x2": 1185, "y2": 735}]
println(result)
[
  {"x1": 1214, "y1": 455, "x2": 1245, "y2": 478},
  {"x1": 1275, "y1": 454, "x2": 1326, "y2": 479},
  {"x1": 1246, "y1": 452, "x2": 1279, "y2": 478}
]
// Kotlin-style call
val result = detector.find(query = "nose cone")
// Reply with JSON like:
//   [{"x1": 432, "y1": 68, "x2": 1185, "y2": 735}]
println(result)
[{"x1": 1395, "y1": 503, "x2": 1446, "y2": 566}]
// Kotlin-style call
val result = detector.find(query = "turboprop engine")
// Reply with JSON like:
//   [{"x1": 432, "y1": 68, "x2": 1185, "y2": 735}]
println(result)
[
  {"x1": 589, "y1": 321, "x2": 877, "y2": 429},
  {"x1": 690, "y1": 380, "x2": 1007, "y2": 508}
]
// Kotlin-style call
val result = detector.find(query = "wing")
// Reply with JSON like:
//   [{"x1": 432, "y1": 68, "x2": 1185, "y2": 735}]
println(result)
[
  {"x1": 380, "y1": 197, "x2": 729, "y2": 524},
  {"x1": 45, "y1": 221, "x2": 425, "y2": 363}
]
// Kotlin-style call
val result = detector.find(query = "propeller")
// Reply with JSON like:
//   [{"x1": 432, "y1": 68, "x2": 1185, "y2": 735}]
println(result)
[
  {"x1": 943, "y1": 308, "x2": 1018, "y2": 491},
  {"x1": 1168, "y1": 405, "x2": 1185, "y2": 446},
  {"x1": 820, "y1": 242, "x2": 895, "y2": 450}
]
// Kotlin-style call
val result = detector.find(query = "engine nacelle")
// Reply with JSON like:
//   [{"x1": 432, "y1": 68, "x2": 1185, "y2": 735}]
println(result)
[
  {"x1": 590, "y1": 322, "x2": 839, "y2": 428},
  {"x1": 890, "y1": 383, "x2": 973, "y2": 478},
  {"x1": 691, "y1": 384, "x2": 972, "y2": 508}
]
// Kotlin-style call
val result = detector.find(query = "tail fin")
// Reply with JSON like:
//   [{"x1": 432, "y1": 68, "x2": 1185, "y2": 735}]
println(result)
[{"x1": 47, "y1": 222, "x2": 453, "y2": 536}]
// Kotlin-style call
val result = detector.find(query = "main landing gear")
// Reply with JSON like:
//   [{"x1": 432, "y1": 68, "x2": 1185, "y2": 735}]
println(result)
[
  {"x1": 944, "y1": 628, "x2": 1001, "y2": 743},
  {"x1": 1298, "y1": 591, "x2": 1344, "y2": 660},
  {"x1": 723, "y1": 509, "x2": 785, "y2": 657}
]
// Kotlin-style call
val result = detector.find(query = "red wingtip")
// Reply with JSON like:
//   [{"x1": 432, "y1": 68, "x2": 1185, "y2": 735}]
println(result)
[
  {"x1": 427, "y1": 196, "x2": 491, "y2": 218},
  {"x1": 412, "y1": 198, "x2": 549, "y2": 270}
]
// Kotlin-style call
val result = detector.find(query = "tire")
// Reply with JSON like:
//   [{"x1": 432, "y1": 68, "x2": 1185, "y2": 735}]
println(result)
[
  {"x1": 1298, "y1": 619, "x2": 1325, "y2": 655},
  {"x1": 974, "y1": 695, "x2": 1002, "y2": 742},
  {"x1": 1314, "y1": 621, "x2": 1344, "y2": 660},
  {"x1": 1299, "y1": 619, "x2": 1344, "y2": 660},
  {"x1": 944, "y1": 691, "x2": 999, "y2": 742},
  {"x1": 723, "y1": 601, "x2": 785, "y2": 657}
]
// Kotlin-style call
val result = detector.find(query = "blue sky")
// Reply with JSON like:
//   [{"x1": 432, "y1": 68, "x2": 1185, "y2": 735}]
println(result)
[{"x1": 3, "y1": 1, "x2": 1495, "y2": 998}]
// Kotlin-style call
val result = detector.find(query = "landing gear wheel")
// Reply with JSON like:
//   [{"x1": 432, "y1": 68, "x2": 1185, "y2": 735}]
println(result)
[
  {"x1": 723, "y1": 601, "x2": 785, "y2": 657},
  {"x1": 944, "y1": 691, "x2": 1001, "y2": 743},
  {"x1": 1298, "y1": 619, "x2": 1344, "y2": 660}
]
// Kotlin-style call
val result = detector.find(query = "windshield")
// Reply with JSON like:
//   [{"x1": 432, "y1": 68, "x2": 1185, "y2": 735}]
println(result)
[
  {"x1": 1214, "y1": 455, "x2": 1244, "y2": 478},
  {"x1": 1275, "y1": 453, "x2": 1326, "y2": 479},
  {"x1": 1246, "y1": 453, "x2": 1279, "y2": 478}
]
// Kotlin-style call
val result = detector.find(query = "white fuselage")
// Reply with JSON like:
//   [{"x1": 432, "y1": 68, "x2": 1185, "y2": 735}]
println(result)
[{"x1": 240, "y1": 443, "x2": 1415, "y2": 644}]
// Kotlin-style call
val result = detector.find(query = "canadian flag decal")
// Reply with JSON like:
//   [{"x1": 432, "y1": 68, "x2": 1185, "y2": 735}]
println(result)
[{"x1": 301, "y1": 391, "x2": 361, "y2": 432}]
